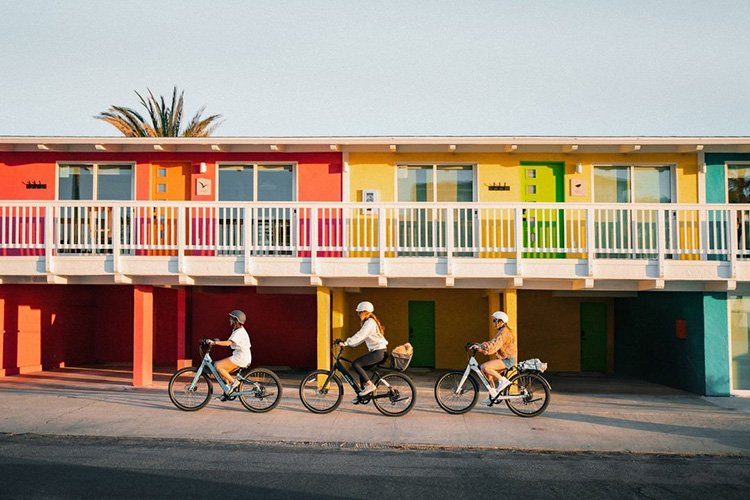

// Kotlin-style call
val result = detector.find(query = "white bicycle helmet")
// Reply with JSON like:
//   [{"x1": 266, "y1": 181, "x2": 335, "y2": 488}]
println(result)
[
  {"x1": 491, "y1": 311, "x2": 509, "y2": 324},
  {"x1": 229, "y1": 309, "x2": 247, "y2": 324},
  {"x1": 356, "y1": 301, "x2": 374, "y2": 313}
]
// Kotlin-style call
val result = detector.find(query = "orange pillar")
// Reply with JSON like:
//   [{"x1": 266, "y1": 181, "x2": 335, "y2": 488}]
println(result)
[
  {"x1": 0, "y1": 294, "x2": 5, "y2": 377},
  {"x1": 133, "y1": 285, "x2": 154, "y2": 387},
  {"x1": 175, "y1": 288, "x2": 191, "y2": 369}
]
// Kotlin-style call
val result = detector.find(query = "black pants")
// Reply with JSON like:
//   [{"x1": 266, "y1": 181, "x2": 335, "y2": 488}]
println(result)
[{"x1": 352, "y1": 349, "x2": 387, "y2": 387}]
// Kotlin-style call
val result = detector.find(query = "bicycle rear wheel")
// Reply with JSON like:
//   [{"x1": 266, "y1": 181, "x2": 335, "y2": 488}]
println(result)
[
  {"x1": 434, "y1": 370, "x2": 479, "y2": 414},
  {"x1": 168, "y1": 367, "x2": 212, "y2": 411},
  {"x1": 372, "y1": 372, "x2": 416, "y2": 417},
  {"x1": 299, "y1": 370, "x2": 343, "y2": 414},
  {"x1": 238, "y1": 368, "x2": 283, "y2": 413},
  {"x1": 504, "y1": 372, "x2": 551, "y2": 417}
]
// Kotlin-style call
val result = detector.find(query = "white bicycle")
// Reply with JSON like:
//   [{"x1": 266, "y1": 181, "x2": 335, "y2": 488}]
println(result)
[{"x1": 434, "y1": 343, "x2": 551, "y2": 417}]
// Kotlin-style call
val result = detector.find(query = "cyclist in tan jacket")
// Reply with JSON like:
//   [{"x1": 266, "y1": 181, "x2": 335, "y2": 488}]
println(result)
[{"x1": 472, "y1": 310, "x2": 517, "y2": 405}]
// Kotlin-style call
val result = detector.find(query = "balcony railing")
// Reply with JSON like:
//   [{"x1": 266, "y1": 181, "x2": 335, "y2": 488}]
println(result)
[{"x1": 1, "y1": 201, "x2": 749, "y2": 284}]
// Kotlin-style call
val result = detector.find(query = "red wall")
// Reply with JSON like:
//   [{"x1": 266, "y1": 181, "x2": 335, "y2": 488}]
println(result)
[{"x1": 0, "y1": 152, "x2": 342, "y2": 201}]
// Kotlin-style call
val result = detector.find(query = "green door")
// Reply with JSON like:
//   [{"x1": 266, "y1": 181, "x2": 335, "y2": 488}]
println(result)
[
  {"x1": 408, "y1": 301, "x2": 435, "y2": 367},
  {"x1": 521, "y1": 162, "x2": 565, "y2": 258},
  {"x1": 580, "y1": 302, "x2": 607, "y2": 372}
]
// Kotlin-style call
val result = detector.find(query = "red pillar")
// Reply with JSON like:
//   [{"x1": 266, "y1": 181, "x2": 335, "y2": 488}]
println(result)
[
  {"x1": 176, "y1": 288, "x2": 191, "y2": 369},
  {"x1": 133, "y1": 285, "x2": 153, "y2": 387},
  {"x1": 0, "y1": 294, "x2": 5, "y2": 377}
]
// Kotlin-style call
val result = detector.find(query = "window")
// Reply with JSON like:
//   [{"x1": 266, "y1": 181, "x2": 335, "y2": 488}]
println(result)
[
  {"x1": 397, "y1": 165, "x2": 473, "y2": 202},
  {"x1": 58, "y1": 163, "x2": 133, "y2": 200},
  {"x1": 727, "y1": 164, "x2": 750, "y2": 203},
  {"x1": 218, "y1": 164, "x2": 295, "y2": 201},
  {"x1": 594, "y1": 165, "x2": 673, "y2": 203}
]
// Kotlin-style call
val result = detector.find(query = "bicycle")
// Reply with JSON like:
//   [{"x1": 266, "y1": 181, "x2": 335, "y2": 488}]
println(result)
[
  {"x1": 434, "y1": 343, "x2": 551, "y2": 417},
  {"x1": 168, "y1": 338, "x2": 283, "y2": 413},
  {"x1": 298, "y1": 342, "x2": 416, "y2": 417}
]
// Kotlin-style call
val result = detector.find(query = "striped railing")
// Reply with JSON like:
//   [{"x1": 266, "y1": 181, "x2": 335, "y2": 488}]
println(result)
[{"x1": 1, "y1": 202, "x2": 749, "y2": 263}]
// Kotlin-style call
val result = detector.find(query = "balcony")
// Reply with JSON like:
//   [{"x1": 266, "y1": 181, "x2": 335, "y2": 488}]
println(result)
[{"x1": 0, "y1": 201, "x2": 748, "y2": 291}]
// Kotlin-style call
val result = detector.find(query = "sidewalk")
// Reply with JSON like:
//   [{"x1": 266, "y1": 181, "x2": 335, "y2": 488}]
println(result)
[{"x1": 1, "y1": 366, "x2": 749, "y2": 456}]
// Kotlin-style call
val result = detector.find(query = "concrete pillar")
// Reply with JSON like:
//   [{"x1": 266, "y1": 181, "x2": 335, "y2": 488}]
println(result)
[
  {"x1": 133, "y1": 285, "x2": 154, "y2": 387},
  {"x1": 502, "y1": 288, "x2": 518, "y2": 333},
  {"x1": 175, "y1": 288, "x2": 191, "y2": 369},
  {"x1": 332, "y1": 288, "x2": 345, "y2": 342},
  {"x1": 317, "y1": 287, "x2": 331, "y2": 370}
]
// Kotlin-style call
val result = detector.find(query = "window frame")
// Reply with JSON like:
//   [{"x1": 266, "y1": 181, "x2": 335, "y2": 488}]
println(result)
[
  {"x1": 725, "y1": 161, "x2": 750, "y2": 204},
  {"x1": 394, "y1": 163, "x2": 477, "y2": 202},
  {"x1": 591, "y1": 163, "x2": 677, "y2": 204},
  {"x1": 56, "y1": 161, "x2": 136, "y2": 201},
  {"x1": 215, "y1": 162, "x2": 298, "y2": 202}
]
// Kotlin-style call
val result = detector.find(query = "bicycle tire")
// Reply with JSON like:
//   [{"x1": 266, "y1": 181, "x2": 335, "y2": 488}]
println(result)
[
  {"x1": 238, "y1": 368, "x2": 283, "y2": 413},
  {"x1": 434, "y1": 370, "x2": 479, "y2": 414},
  {"x1": 168, "y1": 367, "x2": 212, "y2": 411},
  {"x1": 372, "y1": 372, "x2": 416, "y2": 417},
  {"x1": 504, "y1": 372, "x2": 551, "y2": 417},
  {"x1": 299, "y1": 370, "x2": 343, "y2": 414}
]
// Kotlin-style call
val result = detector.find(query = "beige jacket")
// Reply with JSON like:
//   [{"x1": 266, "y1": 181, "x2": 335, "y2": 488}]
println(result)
[{"x1": 478, "y1": 326, "x2": 517, "y2": 360}]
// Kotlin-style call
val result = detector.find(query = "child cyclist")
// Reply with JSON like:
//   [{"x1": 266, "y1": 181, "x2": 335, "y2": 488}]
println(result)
[
  {"x1": 472, "y1": 310, "x2": 517, "y2": 405},
  {"x1": 209, "y1": 309, "x2": 252, "y2": 394},
  {"x1": 335, "y1": 301, "x2": 388, "y2": 403}
]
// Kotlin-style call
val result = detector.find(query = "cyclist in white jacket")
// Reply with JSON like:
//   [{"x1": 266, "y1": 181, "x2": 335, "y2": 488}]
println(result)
[{"x1": 335, "y1": 301, "x2": 388, "y2": 400}]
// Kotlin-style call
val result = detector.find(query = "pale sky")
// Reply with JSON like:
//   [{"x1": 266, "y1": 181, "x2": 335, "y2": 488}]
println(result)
[{"x1": 1, "y1": 0, "x2": 749, "y2": 137}]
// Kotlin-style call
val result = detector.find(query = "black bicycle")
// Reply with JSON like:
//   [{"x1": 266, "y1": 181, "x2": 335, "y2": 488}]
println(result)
[{"x1": 298, "y1": 343, "x2": 416, "y2": 417}]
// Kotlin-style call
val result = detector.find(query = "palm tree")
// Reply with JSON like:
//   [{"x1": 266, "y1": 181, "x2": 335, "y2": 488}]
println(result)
[{"x1": 95, "y1": 86, "x2": 222, "y2": 137}]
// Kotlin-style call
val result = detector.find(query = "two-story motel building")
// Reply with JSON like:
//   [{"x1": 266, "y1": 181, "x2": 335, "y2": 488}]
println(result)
[{"x1": 1, "y1": 136, "x2": 749, "y2": 395}]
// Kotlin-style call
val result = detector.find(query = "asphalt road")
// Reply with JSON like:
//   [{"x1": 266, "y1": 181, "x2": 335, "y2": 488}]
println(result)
[{"x1": 1, "y1": 434, "x2": 749, "y2": 499}]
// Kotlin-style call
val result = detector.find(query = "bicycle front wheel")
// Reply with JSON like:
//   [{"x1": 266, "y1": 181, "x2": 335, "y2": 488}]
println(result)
[
  {"x1": 434, "y1": 370, "x2": 479, "y2": 414},
  {"x1": 299, "y1": 370, "x2": 343, "y2": 414},
  {"x1": 504, "y1": 372, "x2": 551, "y2": 417},
  {"x1": 372, "y1": 373, "x2": 416, "y2": 417},
  {"x1": 168, "y1": 367, "x2": 212, "y2": 411},
  {"x1": 238, "y1": 368, "x2": 283, "y2": 413}
]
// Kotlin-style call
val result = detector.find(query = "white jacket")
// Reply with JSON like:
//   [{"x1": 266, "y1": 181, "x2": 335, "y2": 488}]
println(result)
[{"x1": 343, "y1": 318, "x2": 388, "y2": 351}]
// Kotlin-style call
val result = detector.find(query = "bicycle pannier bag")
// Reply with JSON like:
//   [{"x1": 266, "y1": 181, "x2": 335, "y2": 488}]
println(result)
[{"x1": 389, "y1": 342, "x2": 414, "y2": 371}]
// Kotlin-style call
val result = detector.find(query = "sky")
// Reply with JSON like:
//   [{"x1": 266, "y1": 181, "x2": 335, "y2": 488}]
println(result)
[{"x1": 1, "y1": 0, "x2": 749, "y2": 137}]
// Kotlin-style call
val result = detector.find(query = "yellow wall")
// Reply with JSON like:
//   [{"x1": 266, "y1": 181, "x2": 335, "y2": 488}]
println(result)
[
  {"x1": 517, "y1": 290, "x2": 614, "y2": 372},
  {"x1": 343, "y1": 288, "x2": 489, "y2": 369},
  {"x1": 348, "y1": 152, "x2": 699, "y2": 203}
]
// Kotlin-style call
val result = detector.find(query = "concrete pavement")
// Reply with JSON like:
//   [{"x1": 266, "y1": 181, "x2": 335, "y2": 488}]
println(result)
[{"x1": 1, "y1": 366, "x2": 749, "y2": 456}]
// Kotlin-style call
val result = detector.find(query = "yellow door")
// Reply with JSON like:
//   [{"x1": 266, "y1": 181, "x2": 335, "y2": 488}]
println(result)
[{"x1": 150, "y1": 163, "x2": 190, "y2": 254}]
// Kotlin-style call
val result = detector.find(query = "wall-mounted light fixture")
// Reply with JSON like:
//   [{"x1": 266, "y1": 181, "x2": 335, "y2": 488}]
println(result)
[
  {"x1": 153, "y1": 144, "x2": 164, "y2": 151},
  {"x1": 36, "y1": 144, "x2": 49, "y2": 150},
  {"x1": 211, "y1": 144, "x2": 221, "y2": 151},
  {"x1": 575, "y1": 163, "x2": 583, "y2": 174},
  {"x1": 199, "y1": 162, "x2": 208, "y2": 174}
]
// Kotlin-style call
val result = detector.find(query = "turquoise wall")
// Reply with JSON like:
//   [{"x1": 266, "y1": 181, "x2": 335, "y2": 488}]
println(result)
[
  {"x1": 705, "y1": 153, "x2": 750, "y2": 203},
  {"x1": 615, "y1": 292, "x2": 729, "y2": 395}
]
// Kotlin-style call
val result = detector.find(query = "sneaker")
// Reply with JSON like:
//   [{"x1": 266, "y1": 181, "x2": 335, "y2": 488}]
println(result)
[
  {"x1": 358, "y1": 381, "x2": 376, "y2": 397},
  {"x1": 496, "y1": 377, "x2": 511, "y2": 393},
  {"x1": 351, "y1": 396, "x2": 360, "y2": 404},
  {"x1": 481, "y1": 397, "x2": 494, "y2": 406},
  {"x1": 228, "y1": 379, "x2": 241, "y2": 393}
]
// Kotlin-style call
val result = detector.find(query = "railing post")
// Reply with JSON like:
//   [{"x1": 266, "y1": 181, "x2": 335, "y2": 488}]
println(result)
[
  {"x1": 112, "y1": 206, "x2": 121, "y2": 274},
  {"x1": 656, "y1": 208, "x2": 666, "y2": 278},
  {"x1": 699, "y1": 207, "x2": 708, "y2": 261},
  {"x1": 514, "y1": 207, "x2": 523, "y2": 276},
  {"x1": 177, "y1": 206, "x2": 186, "y2": 275},
  {"x1": 729, "y1": 207, "x2": 738, "y2": 279},
  {"x1": 586, "y1": 208, "x2": 595, "y2": 276},
  {"x1": 44, "y1": 204, "x2": 54, "y2": 274},
  {"x1": 378, "y1": 207, "x2": 386, "y2": 276},
  {"x1": 445, "y1": 207, "x2": 454, "y2": 276},
  {"x1": 310, "y1": 207, "x2": 319, "y2": 276},
  {"x1": 243, "y1": 206, "x2": 252, "y2": 275}
]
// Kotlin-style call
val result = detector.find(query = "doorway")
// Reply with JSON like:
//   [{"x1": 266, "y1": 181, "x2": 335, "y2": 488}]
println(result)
[
  {"x1": 580, "y1": 302, "x2": 607, "y2": 372},
  {"x1": 408, "y1": 301, "x2": 435, "y2": 367}
]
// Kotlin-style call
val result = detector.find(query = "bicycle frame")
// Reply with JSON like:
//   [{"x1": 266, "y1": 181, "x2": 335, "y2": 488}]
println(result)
[
  {"x1": 190, "y1": 347, "x2": 260, "y2": 398},
  {"x1": 457, "y1": 353, "x2": 525, "y2": 402},
  {"x1": 326, "y1": 346, "x2": 392, "y2": 402}
]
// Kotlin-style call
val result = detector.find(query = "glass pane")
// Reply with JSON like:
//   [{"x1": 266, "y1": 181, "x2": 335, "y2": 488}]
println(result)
[
  {"x1": 436, "y1": 166, "x2": 473, "y2": 202},
  {"x1": 728, "y1": 165, "x2": 750, "y2": 203},
  {"x1": 398, "y1": 166, "x2": 433, "y2": 202},
  {"x1": 58, "y1": 164, "x2": 93, "y2": 200},
  {"x1": 219, "y1": 165, "x2": 254, "y2": 201},
  {"x1": 594, "y1": 167, "x2": 630, "y2": 203},
  {"x1": 730, "y1": 296, "x2": 750, "y2": 390},
  {"x1": 258, "y1": 165, "x2": 294, "y2": 201},
  {"x1": 634, "y1": 166, "x2": 672, "y2": 203},
  {"x1": 98, "y1": 165, "x2": 133, "y2": 200}
]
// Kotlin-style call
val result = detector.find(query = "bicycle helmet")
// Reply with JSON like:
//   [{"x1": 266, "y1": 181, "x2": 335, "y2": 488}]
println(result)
[
  {"x1": 356, "y1": 301, "x2": 374, "y2": 313},
  {"x1": 491, "y1": 311, "x2": 509, "y2": 324},
  {"x1": 229, "y1": 309, "x2": 247, "y2": 324}
]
